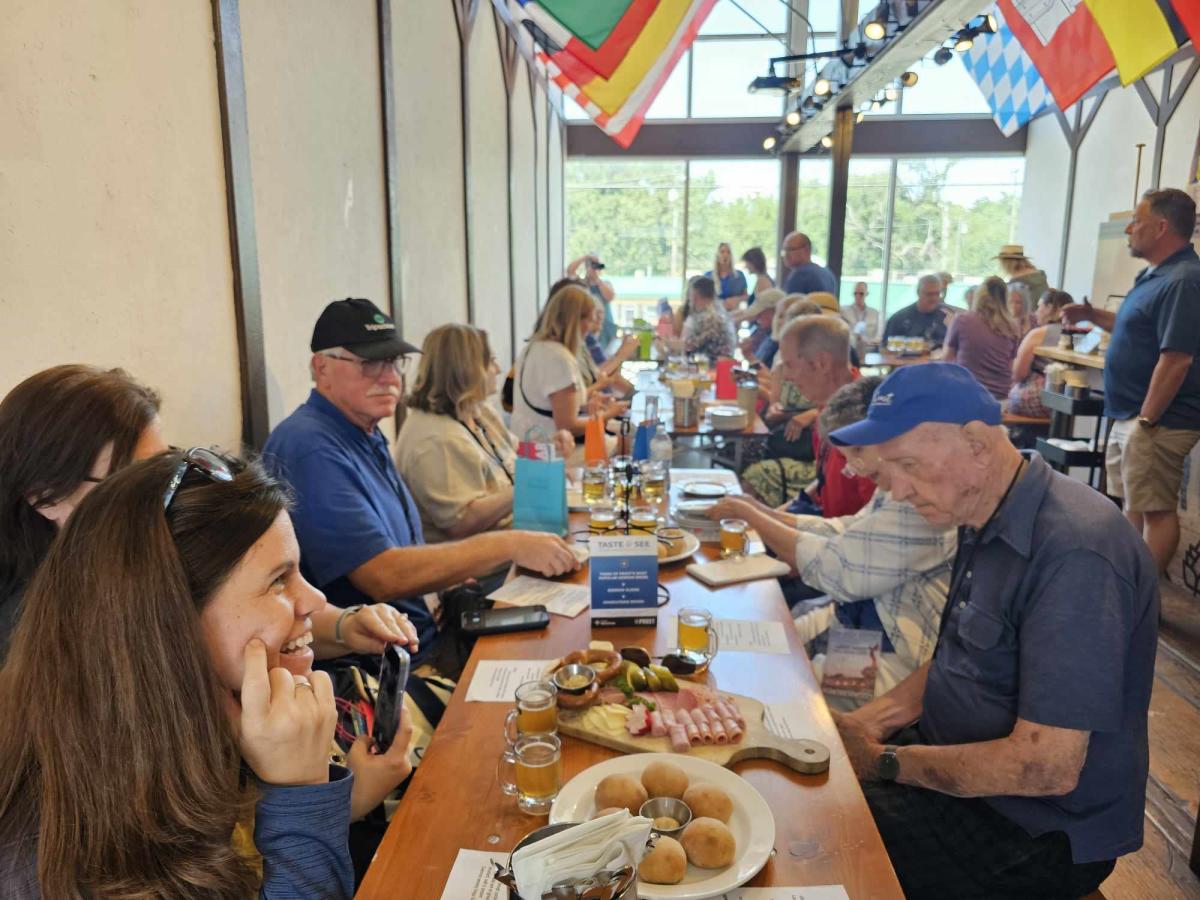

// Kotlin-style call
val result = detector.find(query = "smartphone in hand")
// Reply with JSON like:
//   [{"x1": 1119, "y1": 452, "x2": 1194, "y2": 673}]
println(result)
[{"x1": 372, "y1": 644, "x2": 410, "y2": 754}]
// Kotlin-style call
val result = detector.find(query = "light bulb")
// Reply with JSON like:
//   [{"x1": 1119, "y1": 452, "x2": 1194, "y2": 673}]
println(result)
[
  {"x1": 884, "y1": 86, "x2": 899, "y2": 101},
  {"x1": 820, "y1": 135, "x2": 833, "y2": 149},
  {"x1": 856, "y1": 111, "x2": 865, "y2": 124},
  {"x1": 763, "y1": 136, "x2": 777, "y2": 151},
  {"x1": 982, "y1": 13, "x2": 998, "y2": 33},
  {"x1": 899, "y1": 71, "x2": 918, "y2": 87},
  {"x1": 871, "y1": 99, "x2": 883, "y2": 111},
  {"x1": 786, "y1": 110, "x2": 801, "y2": 127},
  {"x1": 814, "y1": 78, "x2": 831, "y2": 97},
  {"x1": 955, "y1": 35, "x2": 974, "y2": 52},
  {"x1": 864, "y1": 20, "x2": 886, "y2": 40}
]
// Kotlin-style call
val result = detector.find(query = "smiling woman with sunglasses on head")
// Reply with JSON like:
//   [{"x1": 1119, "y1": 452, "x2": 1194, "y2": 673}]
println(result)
[{"x1": 0, "y1": 450, "x2": 355, "y2": 898}]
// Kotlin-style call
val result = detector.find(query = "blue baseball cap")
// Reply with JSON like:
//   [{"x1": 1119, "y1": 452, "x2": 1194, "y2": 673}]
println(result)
[{"x1": 828, "y1": 363, "x2": 1001, "y2": 447}]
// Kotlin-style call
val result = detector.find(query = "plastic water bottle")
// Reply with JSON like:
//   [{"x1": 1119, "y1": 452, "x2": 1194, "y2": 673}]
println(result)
[{"x1": 650, "y1": 423, "x2": 673, "y2": 497}]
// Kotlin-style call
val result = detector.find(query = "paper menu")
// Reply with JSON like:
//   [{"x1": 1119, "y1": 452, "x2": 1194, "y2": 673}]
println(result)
[
  {"x1": 762, "y1": 701, "x2": 817, "y2": 741},
  {"x1": 440, "y1": 849, "x2": 506, "y2": 900},
  {"x1": 666, "y1": 616, "x2": 791, "y2": 655},
  {"x1": 464, "y1": 660, "x2": 552, "y2": 703},
  {"x1": 488, "y1": 575, "x2": 589, "y2": 618}
]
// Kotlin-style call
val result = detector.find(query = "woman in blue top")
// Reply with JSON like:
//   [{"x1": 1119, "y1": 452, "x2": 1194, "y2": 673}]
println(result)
[
  {"x1": 0, "y1": 452, "x2": 358, "y2": 898},
  {"x1": 706, "y1": 242, "x2": 749, "y2": 313}
]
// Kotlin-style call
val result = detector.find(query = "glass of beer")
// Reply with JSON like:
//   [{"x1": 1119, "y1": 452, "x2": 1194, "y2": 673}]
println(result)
[
  {"x1": 589, "y1": 504, "x2": 616, "y2": 533},
  {"x1": 719, "y1": 518, "x2": 749, "y2": 558},
  {"x1": 503, "y1": 680, "x2": 558, "y2": 745},
  {"x1": 629, "y1": 505, "x2": 659, "y2": 533},
  {"x1": 497, "y1": 733, "x2": 562, "y2": 815},
  {"x1": 640, "y1": 460, "x2": 666, "y2": 501},
  {"x1": 582, "y1": 463, "x2": 609, "y2": 506},
  {"x1": 677, "y1": 606, "x2": 719, "y2": 671}
]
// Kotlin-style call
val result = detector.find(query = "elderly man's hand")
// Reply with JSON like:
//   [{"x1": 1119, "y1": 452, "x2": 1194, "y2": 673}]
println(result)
[
  {"x1": 833, "y1": 710, "x2": 885, "y2": 782},
  {"x1": 513, "y1": 533, "x2": 581, "y2": 577},
  {"x1": 784, "y1": 408, "x2": 819, "y2": 442}
]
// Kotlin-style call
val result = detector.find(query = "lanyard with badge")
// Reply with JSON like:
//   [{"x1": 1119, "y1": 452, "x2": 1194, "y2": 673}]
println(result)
[
  {"x1": 935, "y1": 458, "x2": 1026, "y2": 648},
  {"x1": 458, "y1": 418, "x2": 516, "y2": 485}
]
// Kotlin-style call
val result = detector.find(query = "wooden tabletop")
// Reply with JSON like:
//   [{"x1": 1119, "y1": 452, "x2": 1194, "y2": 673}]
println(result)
[
  {"x1": 357, "y1": 494, "x2": 902, "y2": 899},
  {"x1": 1033, "y1": 345, "x2": 1106, "y2": 370}
]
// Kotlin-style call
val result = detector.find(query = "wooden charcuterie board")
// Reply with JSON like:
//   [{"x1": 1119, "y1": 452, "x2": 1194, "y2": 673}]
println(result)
[{"x1": 556, "y1": 688, "x2": 830, "y2": 775}]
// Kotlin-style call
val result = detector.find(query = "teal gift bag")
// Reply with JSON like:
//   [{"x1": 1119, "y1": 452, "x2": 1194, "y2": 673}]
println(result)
[{"x1": 513, "y1": 432, "x2": 568, "y2": 535}]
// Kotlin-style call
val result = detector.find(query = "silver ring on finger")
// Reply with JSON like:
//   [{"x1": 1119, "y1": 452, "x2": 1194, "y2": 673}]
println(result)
[{"x1": 295, "y1": 676, "x2": 313, "y2": 690}]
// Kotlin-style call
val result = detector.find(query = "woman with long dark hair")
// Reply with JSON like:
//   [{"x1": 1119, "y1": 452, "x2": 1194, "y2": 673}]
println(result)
[
  {"x1": 0, "y1": 365, "x2": 165, "y2": 657},
  {"x1": 0, "y1": 451, "x2": 354, "y2": 897}
]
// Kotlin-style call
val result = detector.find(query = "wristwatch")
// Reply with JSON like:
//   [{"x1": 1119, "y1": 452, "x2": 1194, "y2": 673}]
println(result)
[
  {"x1": 878, "y1": 745, "x2": 900, "y2": 781},
  {"x1": 1137, "y1": 415, "x2": 1158, "y2": 428}
]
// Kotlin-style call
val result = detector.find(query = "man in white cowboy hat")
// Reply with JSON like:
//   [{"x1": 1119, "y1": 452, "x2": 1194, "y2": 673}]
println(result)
[{"x1": 996, "y1": 244, "x2": 1048, "y2": 318}]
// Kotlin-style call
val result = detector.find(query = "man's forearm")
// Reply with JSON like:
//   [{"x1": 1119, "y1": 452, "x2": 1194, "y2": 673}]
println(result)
[
  {"x1": 1081, "y1": 307, "x2": 1117, "y2": 332},
  {"x1": 351, "y1": 532, "x2": 514, "y2": 600},
  {"x1": 848, "y1": 662, "x2": 930, "y2": 740},
  {"x1": 1140, "y1": 351, "x2": 1194, "y2": 421}
]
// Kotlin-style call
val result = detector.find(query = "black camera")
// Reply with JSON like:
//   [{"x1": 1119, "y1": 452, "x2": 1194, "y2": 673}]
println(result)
[{"x1": 589, "y1": 260, "x2": 606, "y2": 270}]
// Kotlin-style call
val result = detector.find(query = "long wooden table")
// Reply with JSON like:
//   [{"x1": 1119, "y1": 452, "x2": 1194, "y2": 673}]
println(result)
[{"x1": 357, "y1": 496, "x2": 902, "y2": 899}]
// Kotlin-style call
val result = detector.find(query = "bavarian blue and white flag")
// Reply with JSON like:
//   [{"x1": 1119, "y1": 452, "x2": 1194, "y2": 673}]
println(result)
[{"x1": 961, "y1": 5, "x2": 1052, "y2": 136}]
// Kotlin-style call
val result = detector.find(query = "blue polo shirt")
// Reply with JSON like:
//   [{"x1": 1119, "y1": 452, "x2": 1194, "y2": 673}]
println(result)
[
  {"x1": 704, "y1": 269, "x2": 749, "y2": 303},
  {"x1": 919, "y1": 453, "x2": 1158, "y2": 863},
  {"x1": 263, "y1": 390, "x2": 438, "y2": 665},
  {"x1": 1104, "y1": 245, "x2": 1200, "y2": 427},
  {"x1": 783, "y1": 261, "x2": 838, "y2": 296}
]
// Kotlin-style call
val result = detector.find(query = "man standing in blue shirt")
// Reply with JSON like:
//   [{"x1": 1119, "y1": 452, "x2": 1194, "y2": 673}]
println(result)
[
  {"x1": 828, "y1": 364, "x2": 1158, "y2": 900},
  {"x1": 1064, "y1": 188, "x2": 1200, "y2": 572},
  {"x1": 263, "y1": 298, "x2": 580, "y2": 674},
  {"x1": 782, "y1": 231, "x2": 838, "y2": 297}
]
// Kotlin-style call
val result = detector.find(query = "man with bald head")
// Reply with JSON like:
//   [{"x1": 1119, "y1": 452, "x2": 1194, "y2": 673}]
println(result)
[
  {"x1": 827, "y1": 363, "x2": 1157, "y2": 899},
  {"x1": 782, "y1": 231, "x2": 838, "y2": 296}
]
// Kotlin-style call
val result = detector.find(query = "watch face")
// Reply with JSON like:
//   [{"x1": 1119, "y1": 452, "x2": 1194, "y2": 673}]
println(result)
[{"x1": 878, "y1": 748, "x2": 899, "y2": 781}]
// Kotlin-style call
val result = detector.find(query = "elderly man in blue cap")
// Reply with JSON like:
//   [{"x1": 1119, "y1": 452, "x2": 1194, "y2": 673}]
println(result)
[{"x1": 827, "y1": 363, "x2": 1158, "y2": 899}]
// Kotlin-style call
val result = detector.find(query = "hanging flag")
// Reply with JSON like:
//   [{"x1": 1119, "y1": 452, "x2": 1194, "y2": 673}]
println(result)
[
  {"x1": 496, "y1": 0, "x2": 716, "y2": 148},
  {"x1": 1084, "y1": 0, "x2": 1187, "y2": 85},
  {"x1": 997, "y1": 0, "x2": 1114, "y2": 109},
  {"x1": 962, "y1": 6, "x2": 1052, "y2": 137},
  {"x1": 1171, "y1": 0, "x2": 1200, "y2": 47}
]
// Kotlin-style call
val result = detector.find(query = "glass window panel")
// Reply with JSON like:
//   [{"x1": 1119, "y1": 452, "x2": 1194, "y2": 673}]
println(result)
[
  {"x1": 841, "y1": 158, "x2": 892, "y2": 312},
  {"x1": 646, "y1": 51, "x2": 690, "y2": 119},
  {"x1": 565, "y1": 161, "x2": 688, "y2": 325},
  {"x1": 691, "y1": 38, "x2": 785, "y2": 118},
  {"x1": 898, "y1": 56, "x2": 991, "y2": 115},
  {"x1": 685, "y1": 160, "x2": 781, "y2": 290},
  {"x1": 700, "y1": 0, "x2": 787, "y2": 36},
  {"x1": 795, "y1": 158, "x2": 832, "y2": 275},
  {"x1": 888, "y1": 157, "x2": 1026, "y2": 310},
  {"x1": 803, "y1": 0, "x2": 841, "y2": 33}
]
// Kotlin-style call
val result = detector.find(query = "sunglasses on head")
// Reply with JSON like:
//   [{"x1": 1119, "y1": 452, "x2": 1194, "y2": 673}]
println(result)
[{"x1": 163, "y1": 447, "x2": 237, "y2": 510}]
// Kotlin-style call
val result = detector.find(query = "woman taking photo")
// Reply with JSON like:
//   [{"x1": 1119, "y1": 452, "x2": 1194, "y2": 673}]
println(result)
[
  {"x1": 398, "y1": 324, "x2": 572, "y2": 545},
  {"x1": 0, "y1": 451, "x2": 362, "y2": 897},
  {"x1": 511, "y1": 283, "x2": 627, "y2": 457},
  {"x1": 940, "y1": 276, "x2": 1021, "y2": 401},
  {"x1": 706, "y1": 241, "x2": 749, "y2": 312}
]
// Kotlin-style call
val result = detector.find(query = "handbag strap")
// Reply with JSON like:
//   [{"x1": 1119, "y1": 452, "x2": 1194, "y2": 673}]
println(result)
[{"x1": 518, "y1": 345, "x2": 556, "y2": 419}]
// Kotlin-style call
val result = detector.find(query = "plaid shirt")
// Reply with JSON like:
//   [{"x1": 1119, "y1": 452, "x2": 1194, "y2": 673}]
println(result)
[{"x1": 793, "y1": 487, "x2": 954, "y2": 686}]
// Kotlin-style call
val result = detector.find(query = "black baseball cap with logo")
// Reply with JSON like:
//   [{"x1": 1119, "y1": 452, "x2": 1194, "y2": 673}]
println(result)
[{"x1": 310, "y1": 298, "x2": 420, "y2": 360}]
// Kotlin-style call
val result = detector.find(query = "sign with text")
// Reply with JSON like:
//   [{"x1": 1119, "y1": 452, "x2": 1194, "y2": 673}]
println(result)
[{"x1": 589, "y1": 534, "x2": 659, "y2": 627}]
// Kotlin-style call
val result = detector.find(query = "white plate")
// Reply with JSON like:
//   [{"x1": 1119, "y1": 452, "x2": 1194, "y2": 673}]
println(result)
[
  {"x1": 549, "y1": 753, "x2": 775, "y2": 900},
  {"x1": 682, "y1": 480, "x2": 728, "y2": 499},
  {"x1": 657, "y1": 530, "x2": 701, "y2": 564},
  {"x1": 674, "y1": 499, "x2": 717, "y2": 516}
]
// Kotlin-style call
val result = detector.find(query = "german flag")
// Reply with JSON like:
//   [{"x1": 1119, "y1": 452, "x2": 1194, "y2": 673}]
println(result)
[{"x1": 1084, "y1": 0, "x2": 1190, "y2": 85}]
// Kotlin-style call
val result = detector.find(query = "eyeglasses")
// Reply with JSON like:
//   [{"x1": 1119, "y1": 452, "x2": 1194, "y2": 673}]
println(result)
[
  {"x1": 324, "y1": 353, "x2": 411, "y2": 380},
  {"x1": 163, "y1": 447, "x2": 236, "y2": 510}
]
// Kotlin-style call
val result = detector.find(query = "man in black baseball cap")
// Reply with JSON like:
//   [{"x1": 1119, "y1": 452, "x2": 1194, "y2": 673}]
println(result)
[{"x1": 310, "y1": 297, "x2": 420, "y2": 360}]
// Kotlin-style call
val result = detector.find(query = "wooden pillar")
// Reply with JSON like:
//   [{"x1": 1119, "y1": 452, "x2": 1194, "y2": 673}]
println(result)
[
  {"x1": 777, "y1": 152, "x2": 799, "y2": 281},
  {"x1": 826, "y1": 107, "x2": 855, "y2": 281}
]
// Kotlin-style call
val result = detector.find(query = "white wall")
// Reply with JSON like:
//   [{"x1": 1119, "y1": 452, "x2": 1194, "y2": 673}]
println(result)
[
  {"x1": 240, "y1": 0, "x2": 390, "y2": 428},
  {"x1": 0, "y1": 0, "x2": 243, "y2": 450},
  {"x1": 511, "y1": 60, "x2": 540, "y2": 354},
  {"x1": 391, "y1": 0, "x2": 469, "y2": 343},
  {"x1": 468, "y1": 9, "x2": 515, "y2": 369},
  {"x1": 1018, "y1": 58, "x2": 1200, "y2": 298}
]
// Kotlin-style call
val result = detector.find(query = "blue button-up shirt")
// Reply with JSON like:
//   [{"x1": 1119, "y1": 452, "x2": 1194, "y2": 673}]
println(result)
[
  {"x1": 263, "y1": 390, "x2": 437, "y2": 665},
  {"x1": 1104, "y1": 244, "x2": 1200, "y2": 427},
  {"x1": 920, "y1": 453, "x2": 1158, "y2": 863}
]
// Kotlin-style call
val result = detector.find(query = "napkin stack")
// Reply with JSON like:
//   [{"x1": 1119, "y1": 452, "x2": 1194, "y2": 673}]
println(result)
[{"x1": 511, "y1": 810, "x2": 652, "y2": 899}]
